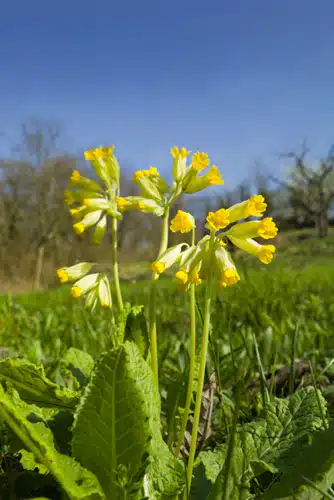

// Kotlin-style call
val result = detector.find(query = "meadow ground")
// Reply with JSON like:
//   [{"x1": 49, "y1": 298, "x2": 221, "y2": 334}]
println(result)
[{"x1": 0, "y1": 230, "x2": 333, "y2": 498}]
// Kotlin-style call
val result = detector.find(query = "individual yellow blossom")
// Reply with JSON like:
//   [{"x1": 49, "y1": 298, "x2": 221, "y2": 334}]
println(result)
[
  {"x1": 206, "y1": 209, "x2": 230, "y2": 231},
  {"x1": 150, "y1": 261, "x2": 165, "y2": 274},
  {"x1": 207, "y1": 166, "x2": 225, "y2": 186},
  {"x1": 149, "y1": 167, "x2": 158, "y2": 176},
  {"x1": 245, "y1": 195, "x2": 267, "y2": 217},
  {"x1": 57, "y1": 268, "x2": 68, "y2": 284},
  {"x1": 219, "y1": 268, "x2": 240, "y2": 288},
  {"x1": 69, "y1": 207, "x2": 82, "y2": 217},
  {"x1": 170, "y1": 146, "x2": 190, "y2": 159},
  {"x1": 170, "y1": 211, "x2": 195, "y2": 234},
  {"x1": 257, "y1": 218, "x2": 278, "y2": 239},
  {"x1": 228, "y1": 236, "x2": 276, "y2": 264},
  {"x1": 116, "y1": 196, "x2": 128, "y2": 211},
  {"x1": 175, "y1": 269, "x2": 188, "y2": 285},
  {"x1": 132, "y1": 170, "x2": 145, "y2": 180},
  {"x1": 71, "y1": 286, "x2": 82, "y2": 298},
  {"x1": 73, "y1": 222, "x2": 85, "y2": 235},
  {"x1": 226, "y1": 218, "x2": 278, "y2": 240},
  {"x1": 84, "y1": 146, "x2": 115, "y2": 161},
  {"x1": 191, "y1": 152, "x2": 210, "y2": 172},
  {"x1": 71, "y1": 170, "x2": 81, "y2": 182},
  {"x1": 256, "y1": 245, "x2": 276, "y2": 264}
]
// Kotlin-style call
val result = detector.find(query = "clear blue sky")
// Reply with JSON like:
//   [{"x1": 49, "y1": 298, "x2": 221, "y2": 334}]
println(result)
[{"x1": 1, "y1": 0, "x2": 334, "y2": 189}]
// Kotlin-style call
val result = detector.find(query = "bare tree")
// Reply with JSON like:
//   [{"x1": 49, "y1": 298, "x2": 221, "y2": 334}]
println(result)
[{"x1": 270, "y1": 143, "x2": 334, "y2": 238}]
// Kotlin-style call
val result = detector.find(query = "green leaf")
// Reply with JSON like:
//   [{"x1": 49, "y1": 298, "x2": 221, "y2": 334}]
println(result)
[
  {"x1": 72, "y1": 341, "x2": 184, "y2": 498},
  {"x1": 19, "y1": 449, "x2": 48, "y2": 474},
  {"x1": 205, "y1": 389, "x2": 327, "y2": 499},
  {"x1": 123, "y1": 305, "x2": 149, "y2": 358},
  {"x1": 0, "y1": 384, "x2": 105, "y2": 499},
  {"x1": 0, "y1": 358, "x2": 79, "y2": 409},
  {"x1": 5, "y1": 386, "x2": 73, "y2": 455},
  {"x1": 60, "y1": 347, "x2": 95, "y2": 389},
  {"x1": 263, "y1": 420, "x2": 334, "y2": 499}
]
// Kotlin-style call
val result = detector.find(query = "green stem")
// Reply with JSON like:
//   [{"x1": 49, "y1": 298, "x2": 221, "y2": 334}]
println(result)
[
  {"x1": 111, "y1": 217, "x2": 124, "y2": 312},
  {"x1": 185, "y1": 233, "x2": 215, "y2": 496},
  {"x1": 174, "y1": 228, "x2": 196, "y2": 458},
  {"x1": 148, "y1": 207, "x2": 170, "y2": 381}
]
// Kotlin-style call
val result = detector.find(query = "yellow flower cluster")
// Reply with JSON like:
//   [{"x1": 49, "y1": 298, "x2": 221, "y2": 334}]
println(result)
[{"x1": 150, "y1": 192, "x2": 278, "y2": 292}]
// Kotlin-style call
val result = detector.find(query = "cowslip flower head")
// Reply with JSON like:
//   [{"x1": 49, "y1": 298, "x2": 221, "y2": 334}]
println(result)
[
  {"x1": 84, "y1": 146, "x2": 120, "y2": 187},
  {"x1": 170, "y1": 210, "x2": 195, "y2": 234}
]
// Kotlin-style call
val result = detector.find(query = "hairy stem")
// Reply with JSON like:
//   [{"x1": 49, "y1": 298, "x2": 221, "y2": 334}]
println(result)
[
  {"x1": 111, "y1": 217, "x2": 124, "y2": 312},
  {"x1": 174, "y1": 227, "x2": 196, "y2": 458},
  {"x1": 148, "y1": 207, "x2": 170, "y2": 381},
  {"x1": 185, "y1": 233, "x2": 214, "y2": 496}
]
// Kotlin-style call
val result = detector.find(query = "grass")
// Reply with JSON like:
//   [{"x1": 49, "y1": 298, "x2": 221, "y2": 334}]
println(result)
[{"x1": 0, "y1": 231, "x2": 333, "y2": 498}]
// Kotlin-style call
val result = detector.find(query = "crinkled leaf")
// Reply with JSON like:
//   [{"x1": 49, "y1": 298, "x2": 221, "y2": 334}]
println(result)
[
  {"x1": 206, "y1": 389, "x2": 327, "y2": 499},
  {"x1": 60, "y1": 347, "x2": 95, "y2": 389},
  {"x1": 263, "y1": 420, "x2": 334, "y2": 499},
  {"x1": 72, "y1": 341, "x2": 184, "y2": 499},
  {"x1": 0, "y1": 384, "x2": 104, "y2": 499},
  {"x1": 124, "y1": 305, "x2": 149, "y2": 358},
  {"x1": 0, "y1": 358, "x2": 79, "y2": 408},
  {"x1": 6, "y1": 386, "x2": 73, "y2": 455}
]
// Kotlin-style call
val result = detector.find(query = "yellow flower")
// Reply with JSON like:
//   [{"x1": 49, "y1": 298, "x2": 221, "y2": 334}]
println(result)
[
  {"x1": 71, "y1": 286, "x2": 82, "y2": 298},
  {"x1": 57, "y1": 268, "x2": 68, "y2": 284},
  {"x1": 206, "y1": 209, "x2": 230, "y2": 232},
  {"x1": 170, "y1": 146, "x2": 190, "y2": 159},
  {"x1": 69, "y1": 208, "x2": 82, "y2": 217},
  {"x1": 207, "y1": 166, "x2": 224, "y2": 186},
  {"x1": 191, "y1": 152, "x2": 210, "y2": 172},
  {"x1": 170, "y1": 210, "x2": 195, "y2": 234},
  {"x1": 116, "y1": 196, "x2": 128, "y2": 211},
  {"x1": 228, "y1": 236, "x2": 276, "y2": 265},
  {"x1": 219, "y1": 268, "x2": 240, "y2": 288},
  {"x1": 226, "y1": 218, "x2": 278, "y2": 240},
  {"x1": 257, "y1": 218, "x2": 278, "y2": 239},
  {"x1": 73, "y1": 222, "x2": 85, "y2": 235},
  {"x1": 71, "y1": 170, "x2": 81, "y2": 182},
  {"x1": 150, "y1": 261, "x2": 165, "y2": 274},
  {"x1": 256, "y1": 245, "x2": 276, "y2": 264},
  {"x1": 149, "y1": 167, "x2": 158, "y2": 176},
  {"x1": 175, "y1": 269, "x2": 188, "y2": 284},
  {"x1": 132, "y1": 170, "x2": 145, "y2": 180},
  {"x1": 245, "y1": 195, "x2": 267, "y2": 217},
  {"x1": 84, "y1": 146, "x2": 115, "y2": 161}
]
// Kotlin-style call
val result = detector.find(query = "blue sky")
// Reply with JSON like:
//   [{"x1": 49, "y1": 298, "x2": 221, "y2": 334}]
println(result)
[{"x1": 1, "y1": 0, "x2": 334, "y2": 189}]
